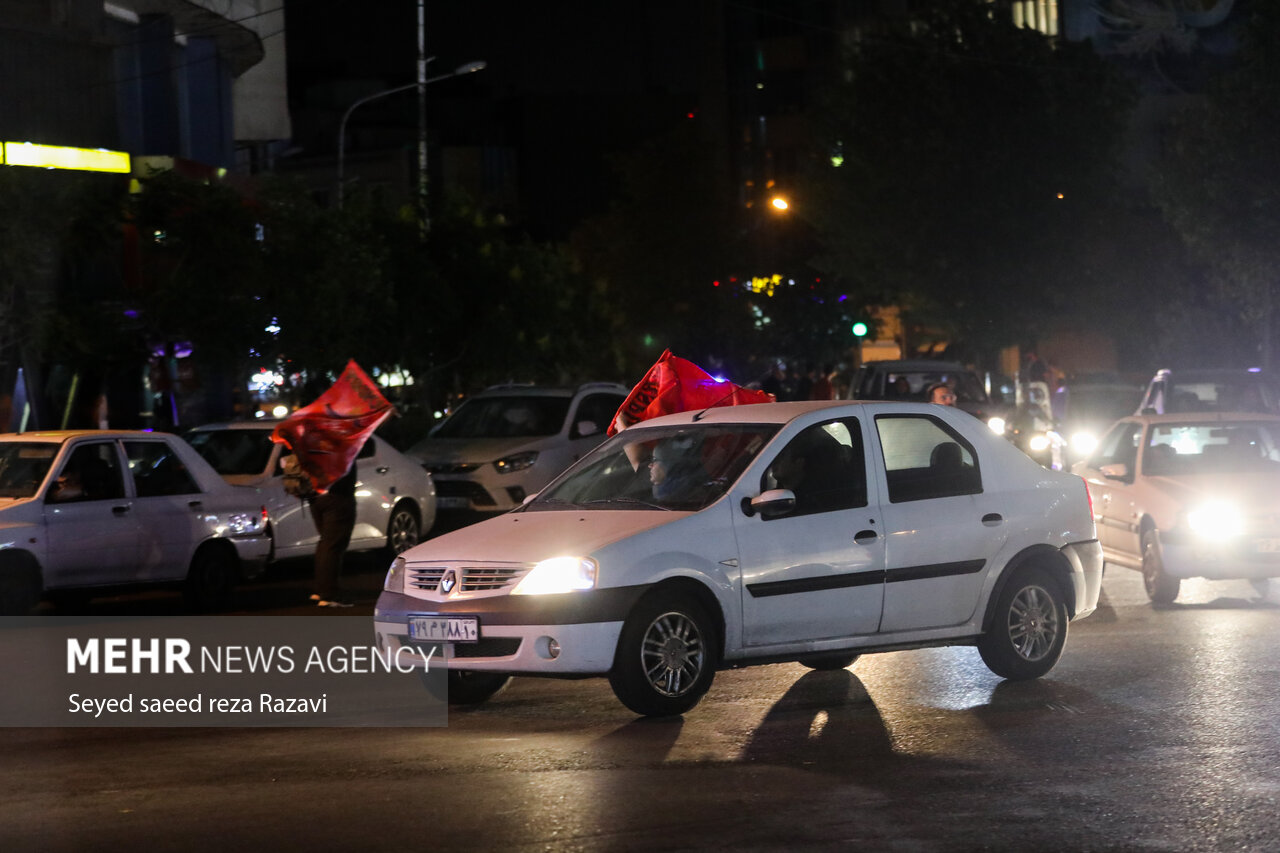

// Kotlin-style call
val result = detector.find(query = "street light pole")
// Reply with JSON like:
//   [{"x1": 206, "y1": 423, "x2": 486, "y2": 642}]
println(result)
[{"x1": 335, "y1": 60, "x2": 486, "y2": 211}]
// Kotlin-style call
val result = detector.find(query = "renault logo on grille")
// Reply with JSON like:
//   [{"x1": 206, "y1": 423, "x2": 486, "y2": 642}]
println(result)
[{"x1": 439, "y1": 569, "x2": 457, "y2": 594}]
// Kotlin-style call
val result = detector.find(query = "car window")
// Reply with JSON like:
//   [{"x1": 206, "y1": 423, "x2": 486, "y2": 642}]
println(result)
[
  {"x1": 875, "y1": 415, "x2": 980, "y2": 502},
  {"x1": 529, "y1": 424, "x2": 778, "y2": 511},
  {"x1": 47, "y1": 442, "x2": 124, "y2": 503},
  {"x1": 571, "y1": 393, "x2": 625, "y2": 439},
  {"x1": 1089, "y1": 422, "x2": 1141, "y2": 470},
  {"x1": 125, "y1": 441, "x2": 200, "y2": 497},
  {"x1": 762, "y1": 418, "x2": 867, "y2": 516},
  {"x1": 0, "y1": 443, "x2": 57, "y2": 499},
  {"x1": 432, "y1": 395, "x2": 572, "y2": 438},
  {"x1": 1144, "y1": 422, "x2": 1280, "y2": 476},
  {"x1": 188, "y1": 429, "x2": 275, "y2": 476}
]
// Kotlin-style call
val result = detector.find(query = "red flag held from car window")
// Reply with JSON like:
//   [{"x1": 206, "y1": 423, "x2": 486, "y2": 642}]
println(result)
[
  {"x1": 270, "y1": 360, "x2": 394, "y2": 493},
  {"x1": 608, "y1": 349, "x2": 774, "y2": 435}
]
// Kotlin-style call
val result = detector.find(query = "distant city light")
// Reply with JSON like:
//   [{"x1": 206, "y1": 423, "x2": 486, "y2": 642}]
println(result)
[{"x1": 771, "y1": 196, "x2": 789, "y2": 211}]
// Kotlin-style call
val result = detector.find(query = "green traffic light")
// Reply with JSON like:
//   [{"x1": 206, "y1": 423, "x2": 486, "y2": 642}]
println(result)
[{"x1": 851, "y1": 321, "x2": 868, "y2": 338}]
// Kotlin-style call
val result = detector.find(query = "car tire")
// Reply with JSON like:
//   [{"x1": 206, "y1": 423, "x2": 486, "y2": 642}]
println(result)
[
  {"x1": 797, "y1": 652, "x2": 860, "y2": 671},
  {"x1": 608, "y1": 592, "x2": 718, "y2": 717},
  {"x1": 0, "y1": 553, "x2": 41, "y2": 616},
  {"x1": 1141, "y1": 529, "x2": 1180, "y2": 604},
  {"x1": 978, "y1": 565, "x2": 1068, "y2": 681},
  {"x1": 421, "y1": 670, "x2": 513, "y2": 706},
  {"x1": 183, "y1": 545, "x2": 237, "y2": 612},
  {"x1": 385, "y1": 504, "x2": 421, "y2": 556}
]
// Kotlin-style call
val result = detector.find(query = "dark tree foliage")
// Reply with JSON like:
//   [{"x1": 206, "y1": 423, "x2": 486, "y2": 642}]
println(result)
[
  {"x1": 1154, "y1": 2, "x2": 1280, "y2": 368},
  {"x1": 802, "y1": 0, "x2": 1132, "y2": 363}
]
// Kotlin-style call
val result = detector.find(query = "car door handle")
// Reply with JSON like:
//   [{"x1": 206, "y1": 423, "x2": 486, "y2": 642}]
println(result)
[
  {"x1": 376, "y1": 466, "x2": 389, "y2": 474},
  {"x1": 112, "y1": 505, "x2": 131, "y2": 515},
  {"x1": 188, "y1": 500, "x2": 203, "y2": 509},
  {"x1": 854, "y1": 529, "x2": 879, "y2": 544},
  {"x1": 982, "y1": 513, "x2": 1003, "y2": 526}
]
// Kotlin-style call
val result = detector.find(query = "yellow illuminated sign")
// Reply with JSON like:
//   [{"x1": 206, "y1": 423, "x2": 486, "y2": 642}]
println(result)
[{"x1": 2, "y1": 142, "x2": 131, "y2": 174}]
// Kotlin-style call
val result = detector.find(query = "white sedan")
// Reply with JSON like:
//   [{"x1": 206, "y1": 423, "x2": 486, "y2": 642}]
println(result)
[
  {"x1": 1073, "y1": 412, "x2": 1280, "y2": 603},
  {"x1": 374, "y1": 400, "x2": 1102, "y2": 717},
  {"x1": 186, "y1": 422, "x2": 436, "y2": 562},
  {"x1": 0, "y1": 430, "x2": 271, "y2": 614}
]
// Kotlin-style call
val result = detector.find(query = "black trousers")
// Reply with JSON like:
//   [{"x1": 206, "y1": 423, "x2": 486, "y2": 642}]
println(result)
[{"x1": 310, "y1": 491, "x2": 356, "y2": 600}]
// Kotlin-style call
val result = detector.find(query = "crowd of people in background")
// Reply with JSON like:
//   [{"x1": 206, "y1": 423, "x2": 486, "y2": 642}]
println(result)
[{"x1": 757, "y1": 361, "x2": 843, "y2": 402}]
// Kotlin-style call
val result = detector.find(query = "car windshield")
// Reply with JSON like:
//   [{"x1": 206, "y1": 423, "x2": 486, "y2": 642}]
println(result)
[
  {"x1": 1144, "y1": 422, "x2": 1280, "y2": 476},
  {"x1": 187, "y1": 429, "x2": 276, "y2": 476},
  {"x1": 432, "y1": 396, "x2": 571, "y2": 438},
  {"x1": 525, "y1": 423, "x2": 780, "y2": 512},
  {"x1": 1163, "y1": 376, "x2": 1275, "y2": 414},
  {"x1": 0, "y1": 443, "x2": 58, "y2": 498}
]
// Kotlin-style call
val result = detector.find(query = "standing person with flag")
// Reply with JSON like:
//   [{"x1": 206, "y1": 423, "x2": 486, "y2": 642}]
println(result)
[{"x1": 272, "y1": 361, "x2": 395, "y2": 609}]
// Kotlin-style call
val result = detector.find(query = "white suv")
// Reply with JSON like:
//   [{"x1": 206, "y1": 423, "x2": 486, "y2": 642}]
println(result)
[{"x1": 408, "y1": 383, "x2": 628, "y2": 513}]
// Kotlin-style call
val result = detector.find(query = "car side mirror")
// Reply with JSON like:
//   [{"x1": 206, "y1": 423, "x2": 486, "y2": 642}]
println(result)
[
  {"x1": 574, "y1": 420, "x2": 600, "y2": 439},
  {"x1": 1099, "y1": 462, "x2": 1129, "y2": 481},
  {"x1": 741, "y1": 488, "x2": 796, "y2": 519}
]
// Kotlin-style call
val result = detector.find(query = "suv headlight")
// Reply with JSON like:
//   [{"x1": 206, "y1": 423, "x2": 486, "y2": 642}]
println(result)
[
  {"x1": 384, "y1": 555, "x2": 406, "y2": 592},
  {"x1": 1185, "y1": 501, "x2": 1244, "y2": 538},
  {"x1": 987, "y1": 416, "x2": 1007, "y2": 435},
  {"x1": 511, "y1": 557, "x2": 598, "y2": 595},
  {"x1": 494, "y1": 451, "x2": 538, "y2": 474}
]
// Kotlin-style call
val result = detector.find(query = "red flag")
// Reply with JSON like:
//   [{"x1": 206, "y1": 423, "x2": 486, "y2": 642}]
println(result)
[
  {"x1": 270, "y1": 361, "x2": 394, "y2": 493},
  {"x1": 608, "y1": 350, "x2": 774, "y2": 435}
]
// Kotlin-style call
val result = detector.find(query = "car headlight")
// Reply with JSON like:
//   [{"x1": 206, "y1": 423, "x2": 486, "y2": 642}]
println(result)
[
  {"x1": 1070, "y1": 431, "x2": 1098, "y2": 456},
  {"x1": 1185, "y1": 501, "x2": 1245, "y2": 538},
  {"x1": 987, "y1": 417, "x2": 1006, "y2": 435},
  {"x1": 494, "y1": 451, "x2": 539, "y2": 474},
  {"x1": 511, "y1": 556, "x2": 598, "y2": 595},
  {"x1": 384, "y1": 555, "x2": 406, "y2": 592},
  {"x1": 1028, "y1": 433, "x2": 1051, "y2": 453}
]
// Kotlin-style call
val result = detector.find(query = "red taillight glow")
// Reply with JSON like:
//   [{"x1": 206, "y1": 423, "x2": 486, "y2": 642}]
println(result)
[{"x1": 1079, "y1": 476, "x2": 1094, "y2": 518}]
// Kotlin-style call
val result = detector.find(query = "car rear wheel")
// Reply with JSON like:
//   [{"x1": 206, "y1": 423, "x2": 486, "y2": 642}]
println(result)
[
  {"x1": 1141, "y1": 529, "x2": 1180, "y2": 604},
  {"x1": 978, "y1": 565, "x2": 1068, "y2": 681},
  {"x1": 609, "y1": 592, "x2": 718, "y2": 717},
  {"x1": 386, "y1": 504, "x2": 421, "y2": 555},
  {"x1": 797, "y1": 652, "x2": 860, "y2": 671},
  {"x1": 183, "y1": 545, "x2": 237, "y2": 612},
  {"x1": 0, "y1": 553, "x2": 41, "y2": 616}
]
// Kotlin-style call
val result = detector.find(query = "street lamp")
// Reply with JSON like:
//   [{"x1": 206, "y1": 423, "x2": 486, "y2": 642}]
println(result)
[{"x1": 335, "y1": 59, "x2": 486, "y2": 209}]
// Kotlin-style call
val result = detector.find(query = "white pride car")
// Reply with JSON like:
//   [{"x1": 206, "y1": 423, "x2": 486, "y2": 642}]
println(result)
[
  {"x1": 1073, "y1": 412, "x2": 1280, "y2": 604},
  {"x1": 375, "y1": 401, "x2": 1102, "y2": 716}
]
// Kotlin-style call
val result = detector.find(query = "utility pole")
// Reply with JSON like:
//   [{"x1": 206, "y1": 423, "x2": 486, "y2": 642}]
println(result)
[{"x1": 417, "y1": 0, "x2": 429, "y2": 235}]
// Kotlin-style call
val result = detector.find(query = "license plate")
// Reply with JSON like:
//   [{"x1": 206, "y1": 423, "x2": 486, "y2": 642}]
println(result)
[
  {"x1": 1257, "y1": 539, "x2": 1280, "y2": 553},
  {"x1": 436, "y1": 497, "x2": 470, "y2": 509},
  {"x1": 408, "y1": 616, "x2": 479, "y2": 643}
]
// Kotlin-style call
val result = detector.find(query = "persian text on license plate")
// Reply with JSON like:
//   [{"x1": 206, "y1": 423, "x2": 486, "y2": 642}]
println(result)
[{"x1": 408, "y1": 616, "x2": 479, "y2": 643}]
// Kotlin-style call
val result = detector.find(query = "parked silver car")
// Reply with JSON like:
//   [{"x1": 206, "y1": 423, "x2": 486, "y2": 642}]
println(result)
[
  {"x1": 408, "y1": 383, "x2": 628, "y2": 513},
  {"x1": 186, "y1": 422, "x2": 436, "y2": 561},
  {"x1": 0, "y1": 430, "x2": 272, "y2": 614}
]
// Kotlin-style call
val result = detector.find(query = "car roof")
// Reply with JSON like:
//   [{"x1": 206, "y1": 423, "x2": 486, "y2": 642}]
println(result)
[
  {"x1": 625, "y1": 399, "x2": 909, "y2": 429},
  {"x1": 0, "y1": 430, "x2": 180, "y2": 442},
  {"x1": 1151, "y1": 368, "x2": 1267, "y2": 380},
  {"x1": 1124, "y1": 412, "x2": 1280, "y2": 426}
]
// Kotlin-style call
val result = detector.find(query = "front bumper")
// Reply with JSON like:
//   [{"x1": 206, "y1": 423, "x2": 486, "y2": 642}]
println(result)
[
  {"x1": 372, "y1": 586, "x2": 647, "y2": 675},
  {"x1": 1159, "y1": 530, "x2": 1280, "y2": 580}
]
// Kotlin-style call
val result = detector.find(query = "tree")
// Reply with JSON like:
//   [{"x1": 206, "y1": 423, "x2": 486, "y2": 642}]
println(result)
[
  {"x1": 1154, "y1": 3, "x2": 1280, "y2": 368},
  {"x1": 801, "y1": 0, "x2": 1132, "y2": 364}
]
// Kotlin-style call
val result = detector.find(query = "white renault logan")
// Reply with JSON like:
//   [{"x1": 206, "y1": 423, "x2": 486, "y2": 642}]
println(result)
[{"x1": 375, "y1": 401, "x2": 1102, "y2": 716}]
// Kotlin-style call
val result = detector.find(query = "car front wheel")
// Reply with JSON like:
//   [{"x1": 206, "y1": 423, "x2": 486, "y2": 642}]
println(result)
[
  {"x1": 978, "y1": 566, "x2": 1068, "y2": 681},
  {"x1": 1142, "y1": 529, "x2": 1180, "y2": 604},
  {"x1": 609, "y1": 592, "x2": 718, "y2": 717},
  {"x1": 183, "y1": 545, "x2": 236, "y2": 612}
]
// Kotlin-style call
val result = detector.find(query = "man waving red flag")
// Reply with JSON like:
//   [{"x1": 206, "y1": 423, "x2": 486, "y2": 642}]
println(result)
[
  {"x1": 609, "y1": 350, "x2": 774, "y2": 435},
  {"x1": 271, "y1": 360, "x2": 394, "y2": 494}
]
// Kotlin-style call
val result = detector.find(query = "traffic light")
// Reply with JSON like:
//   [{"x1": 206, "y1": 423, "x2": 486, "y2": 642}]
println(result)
[{"x1": 851, "y1": 321, "x2": 869, "y2": 338}]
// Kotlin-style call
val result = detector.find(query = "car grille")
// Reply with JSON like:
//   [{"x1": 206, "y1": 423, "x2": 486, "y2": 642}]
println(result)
[
  {"x1": 426, "y1": 462, "x2": 482, "y2": 475},
  {"x1": 408, "y1": 563, "x2": 526, "y2": 592}
]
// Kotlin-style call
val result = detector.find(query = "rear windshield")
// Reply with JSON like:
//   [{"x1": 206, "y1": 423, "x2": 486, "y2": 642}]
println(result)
[
  {"x1": 432, "y1": 396, "x2": 571, "y2": 438},
  {"x1": 187, "y1": 430, "x2": 276, "y2": 476}
]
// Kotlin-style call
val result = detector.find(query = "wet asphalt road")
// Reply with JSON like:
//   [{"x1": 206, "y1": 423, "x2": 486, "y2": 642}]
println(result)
[{"x1": 3, "y1": 551, "x2": 1280, "y2": 852}]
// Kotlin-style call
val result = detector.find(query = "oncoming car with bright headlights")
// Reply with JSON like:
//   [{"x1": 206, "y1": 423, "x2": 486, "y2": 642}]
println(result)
[
  {"x1": 375, "y1": 400, "x2": 1102, "y2": 717},
  {"x1": 1072, "y1": 412, "x2": 1280, "y2": 604}
]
